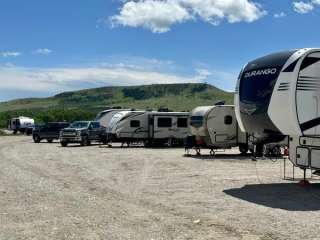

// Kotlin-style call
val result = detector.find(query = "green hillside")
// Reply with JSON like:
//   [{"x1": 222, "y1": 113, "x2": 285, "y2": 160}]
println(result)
[{"x1": 0, "y1": 83, "x2": 234, "y2": 127}]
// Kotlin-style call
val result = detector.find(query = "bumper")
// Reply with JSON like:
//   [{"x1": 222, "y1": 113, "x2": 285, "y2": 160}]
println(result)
[{"x1": 60, "y1": 136, "x2": 82, "y2": 143}]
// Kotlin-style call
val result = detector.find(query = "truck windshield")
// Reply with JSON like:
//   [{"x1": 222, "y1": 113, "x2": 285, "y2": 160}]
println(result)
[{"x1": 70, "y1": 122, "x2": 89, "y2": 128}]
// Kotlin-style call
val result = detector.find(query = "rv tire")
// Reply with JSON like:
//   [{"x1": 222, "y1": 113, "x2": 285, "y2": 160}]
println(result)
[{"x1": 239, "y1": 144, "x2": 249, "y2": 155}]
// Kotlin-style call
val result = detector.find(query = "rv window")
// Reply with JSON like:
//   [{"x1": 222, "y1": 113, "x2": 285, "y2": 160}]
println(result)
[
  {"x1": 130, "y1": 120, "x2": 140, "y2": 128},
  {"x1": 224, "y1": 115, "x2": 233, "y2": 125},
  {"x1": 190, "y1": 116, "x2": 203, "y2": 128},
  {"x1": 158, "y1": 118, "x2": 172, "y2": 128},
  {"x1": 177, "y1": 118, "x2": 188, "y2": 128}
]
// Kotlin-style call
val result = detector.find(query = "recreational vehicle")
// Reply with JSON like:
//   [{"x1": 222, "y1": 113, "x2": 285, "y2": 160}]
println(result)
[
  {"x1": 7, "y1": 117, "x2": 35, "y2": 134},
  {"x1": 95, "y1": 108, "x2": 126, "y2": 128},
  {"x1": 235, "y1": 48, "x2": 320, "y2": 170},
  {"x1": 108, "y1": 110, "x2": 190, "y2": 146},
  {"x1": 188, "y1": 105, "x2": 249, "y2": 154}
]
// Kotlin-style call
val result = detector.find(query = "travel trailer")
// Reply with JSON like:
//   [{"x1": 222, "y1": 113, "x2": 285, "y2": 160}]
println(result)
[
  {"x1": 108, "y1": 110, "x2": 190, "y2": 146},
  {"x1": 188, "y1": 105, "x2": 249, "y2": 154},
  {"x1": 95, "y1": 108, "x2": 127, "y2": 128},
  {"x1": 7, "y1": 117, "x2": 35, "y2": 134},
  {"x1": 235, "y1": 48, "x2": 320, "y2": 170}
]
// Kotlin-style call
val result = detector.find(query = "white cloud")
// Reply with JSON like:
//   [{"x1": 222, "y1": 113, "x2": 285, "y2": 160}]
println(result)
[
  {"x1": 273, "y1": 12, "x2": 286, "y2": 18},
  {"x1": 1, "y1": 51, "x2": 22, "y2": 57},
  {"x1": 110, "y1": 0, "x2": 267, "y2": 33},
  {"x1": 34, "y1": 48, "x2": 52, "y2": 55},
  {"x1": 312, "y1": 0, "x2": 320, "y2": 5},
  {"x1": 111, "y1": 1, "x2": 191, "y2": 33},
  {"x1": 293, "y1": 1, "x2": 314, "y2": 14},
  {"x1": 0, "y1": 65, "x2": 209, "y2": 95}
]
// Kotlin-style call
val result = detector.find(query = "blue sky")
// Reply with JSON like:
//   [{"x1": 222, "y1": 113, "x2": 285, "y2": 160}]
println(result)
[{"x1": 0, "y1": 0, "x2": 320, "y2": 101}]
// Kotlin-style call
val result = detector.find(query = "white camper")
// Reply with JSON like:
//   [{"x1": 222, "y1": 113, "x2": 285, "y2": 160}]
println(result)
[
  {"x1": 235, "y1": 48, "x2": 320, "y2": 170},
  {"x1": 8, "y1": 116, "x2": 35, "y2": 134},
  {"x1": 108, "y1": 111, "x2": 190, "y2": 146},
  {"x1": 188, "y1": 105, "x2": 248, "y2": 154},
  {"x1": 95, "y1": 108, "x2": 127, "y2": 128}
]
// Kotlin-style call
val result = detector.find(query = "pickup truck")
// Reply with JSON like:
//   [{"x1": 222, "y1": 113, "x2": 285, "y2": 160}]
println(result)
[
  {"x1": 33, "y1": 122, "x2": 70, "y2": 143},
  {"x1": 59, "y1": 121, "x2": 107, "y2": 147}
]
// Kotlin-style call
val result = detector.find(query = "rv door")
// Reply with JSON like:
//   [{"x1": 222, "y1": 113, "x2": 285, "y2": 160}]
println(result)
[
  {"x1": 153, "y1": 116, "x2": 174, "y2": 139},
  {"x1": 207, "y1": 108, "x2": 237, "y2": 146}
]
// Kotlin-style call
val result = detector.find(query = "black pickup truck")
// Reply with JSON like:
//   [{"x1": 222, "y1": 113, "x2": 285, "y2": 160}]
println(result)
[
  {"x1": 33, "y1": 122, "x2": 70, "y2": 143},
  {"x1": 59, "y1": 121, "x2": 107, "y2": 147}
]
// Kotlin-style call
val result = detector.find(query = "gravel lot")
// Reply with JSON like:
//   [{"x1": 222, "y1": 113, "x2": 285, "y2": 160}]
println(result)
[{"x1": 1, "y1": 136, "x2": 320, "y2": 240}]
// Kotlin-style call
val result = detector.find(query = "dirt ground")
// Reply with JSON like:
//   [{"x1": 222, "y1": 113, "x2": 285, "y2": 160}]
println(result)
[{"x1": 1, "y1": 136, "x2": 320, "y2": 240}]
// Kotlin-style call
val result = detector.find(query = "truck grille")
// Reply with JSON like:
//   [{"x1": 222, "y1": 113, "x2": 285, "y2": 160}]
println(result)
[{"x1": 62, "y1": 131, "x2": 76, "y2": 137}]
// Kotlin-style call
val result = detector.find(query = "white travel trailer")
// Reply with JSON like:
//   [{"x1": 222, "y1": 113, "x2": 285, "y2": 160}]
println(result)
[
  {"x1": 189, "y1": 105, "x2": 249, "y2": 154},
  {"x1": 108, "y1": 110, "x2": 190, "y2": 146},
  {"x1": 8, "y1": 116, "x2": 35, "y2": 134},
  {"x1": 95, "y1": 108, "x2": 127, "y2": 128},
  {"x1": 235, "y1": 48, "x2": 320, "y2": 170}
]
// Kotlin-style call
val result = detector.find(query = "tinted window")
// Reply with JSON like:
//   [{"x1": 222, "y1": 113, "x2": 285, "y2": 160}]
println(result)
[
  {"x1": 158, "y1": 118, "x2": 172, "y2": 128},
  {"x1": 224, "y1": 115, "x2": 233, "y2": 125},
  {"x1": 177, "y1": 118, "x2": 188, "y2": 128},
  {"x1": 61, "y1": 123, "x2": 70, "y2": 128},
  {"x1": 50, "y1": 124, "x2": 59, "y2": 130},
  {"x1": 70, "y1": 122, "x2": 89, "y2": 128},
  {"x1": 91, "y1": 122, "x2": 100, "y2": 129},
  {"x1": 239, "y1": 51, "x2": 296, "y2": 107},
  {"x1": 130, "y1": 120, "x2": 140, "y2": 128},
  {"x1": 190, "y1": 116, "x2": 204, "y2": 128}
]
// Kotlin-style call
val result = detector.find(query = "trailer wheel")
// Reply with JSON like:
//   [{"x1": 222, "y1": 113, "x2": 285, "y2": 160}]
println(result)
[
  {"x1": 239, "y1": 144, "x2": 249, "y2": 155},
  {"x1": 13, "y1": 130, "x2": 17, "y2": 134},
  {"x1": 61, "y1": 141, "x2": 68, "y2": 147},
  {"x1": 143, "y1": 141, "x2": 151, "y2": 147},
  {"x1": 272, "y1": 146, "x2": 281, "y2": 157},
  {"x1": 210, "y1": 149, "x2": 216, "y2": 156},
  {"x1": 196, "y1": 148, "x2": 201, "y2": 156},
  {"x1": 33, "y1": 135, "x2": 41, "y2": 143},
  {"x1": 255, "y1": 144, "x2": 264, "y2": 157}
]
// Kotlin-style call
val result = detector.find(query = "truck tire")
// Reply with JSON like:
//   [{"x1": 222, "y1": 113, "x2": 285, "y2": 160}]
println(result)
[
  {"x1": 81, "y1": 136, "x2": 89, "y2": 146},
  {"x1": 33, "y1": 135, "x2": 41, "y2": 143},
  {"x1": 47, "y1": 139, "x2": 53, "y2": 143},
  {"x1": 239, "y1": 144, "x2": 249, "y2": 155},
  {"x1": 61, "y1": 141, "x2": 68, "y2": 147}
]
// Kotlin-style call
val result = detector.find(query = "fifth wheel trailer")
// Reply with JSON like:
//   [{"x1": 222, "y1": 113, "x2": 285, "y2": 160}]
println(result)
[
  {"x1": 235, "y1": 48, "x2": 320, "y2": 169},
  {"x1": 188, "y1": 105, "x2": 249, "y2": 154},
  {"x1": 107, "y1": 110, "x2": 190, "y2": 146}
]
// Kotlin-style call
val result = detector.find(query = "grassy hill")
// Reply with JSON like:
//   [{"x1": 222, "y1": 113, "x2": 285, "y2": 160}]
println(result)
[{"x1": 0, "y1": 83, "x2": 234, "y2": 127}]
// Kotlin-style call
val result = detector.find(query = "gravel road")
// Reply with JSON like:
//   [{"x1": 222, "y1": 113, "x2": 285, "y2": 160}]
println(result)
[{"x1": 1, "y1": 136, "x2": 320, "y2": 240}]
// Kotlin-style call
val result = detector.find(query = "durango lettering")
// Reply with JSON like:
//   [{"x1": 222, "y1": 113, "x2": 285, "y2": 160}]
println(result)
[{"x1": 244, "y1": 68, "x2": 277, "y2": 78}]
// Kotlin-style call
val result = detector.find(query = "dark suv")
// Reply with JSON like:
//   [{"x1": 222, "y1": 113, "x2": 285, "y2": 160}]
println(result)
[
  {"x1": 60, "y1": 121, "x2": 107, "y2": 147},
  {"x1": 33, "y1": 122, "x2": 70, "y2": 143}
]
